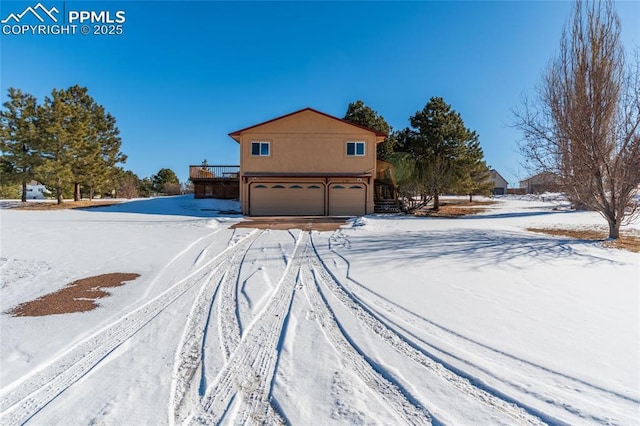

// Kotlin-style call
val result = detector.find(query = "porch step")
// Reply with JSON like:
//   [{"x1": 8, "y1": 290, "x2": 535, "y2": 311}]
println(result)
[{"x1": 374, "y1": 200, "x2": 401, "y2": 213}]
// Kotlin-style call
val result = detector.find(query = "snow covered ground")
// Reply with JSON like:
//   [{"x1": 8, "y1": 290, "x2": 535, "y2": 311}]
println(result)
[{"x1": 0, "y1": 195, "x2": 638, "y2": 425}]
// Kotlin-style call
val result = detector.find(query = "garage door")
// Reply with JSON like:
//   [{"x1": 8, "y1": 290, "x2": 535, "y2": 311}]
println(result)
[
  {"x1": 328, "y1": 184, "x2": 366, "y2": 216},
  {"x1": 249, "y1": 183, "x2": 325, "y2": 216}
]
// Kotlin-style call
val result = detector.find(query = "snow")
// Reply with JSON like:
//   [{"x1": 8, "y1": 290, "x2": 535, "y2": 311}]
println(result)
[{"x1": 0, "y1": 195, "x2": 638, "y2": 425}]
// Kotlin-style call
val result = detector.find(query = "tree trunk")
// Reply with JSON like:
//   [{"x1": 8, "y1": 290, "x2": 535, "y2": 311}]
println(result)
[
  {"x1": 469, "y1": 194, "x2": 473, "y2": 202},
  {"x1": 607, "y1": 218, "x2": 620, "y2": 240},
  {"x1": 56, "y1": 186, "x2": 63, "y2": 205},
  {"x1": 74, "y1": 183, "x2": 81, "y2": 201},
  {"x1": 21, "y1": 180, "x2": 27, "y2": 203},
  {"x1": 433, "y1": 193, "x2": 440, "y2": 211}
]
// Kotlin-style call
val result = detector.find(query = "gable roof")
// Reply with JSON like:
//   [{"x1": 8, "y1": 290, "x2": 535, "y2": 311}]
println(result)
[
  {"x1": 228, "y1": 107, "x2": 388, "y2": 142},
  {"x1": 490, "y1": 169, "x2": 508, "y2": 184}
]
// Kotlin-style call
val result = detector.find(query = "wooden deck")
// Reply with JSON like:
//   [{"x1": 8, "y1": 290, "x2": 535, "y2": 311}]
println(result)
[
  {"x1": 189, "y1": 165, "x2": 239, "y2": 180},
  {"x1": 190, "y1": 165, "x2": 240, "y2": 199}
]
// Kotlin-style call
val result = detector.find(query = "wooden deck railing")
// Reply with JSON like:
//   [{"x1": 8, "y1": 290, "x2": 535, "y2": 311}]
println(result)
[{"x1": 189, "y1": 165, "x2": 240, "y2": 180}]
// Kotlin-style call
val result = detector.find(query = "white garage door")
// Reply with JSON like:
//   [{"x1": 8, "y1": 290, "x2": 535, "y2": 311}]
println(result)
[
  {"x1": 328, "y1": 184, "x2": 366, "y2": 216},
  {"x1": 249, "y1": 183, "x2": 325, "y2": 216}
]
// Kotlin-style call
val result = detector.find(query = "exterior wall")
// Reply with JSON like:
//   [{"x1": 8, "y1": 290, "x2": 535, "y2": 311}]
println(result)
[
  {"x1": 243, "y1": 176, "x2": 372, "y2": 216},
  {"x1": 26, "y1": 184, "x2": 48, "y2": 199},
  {"x1": 193, "y1": 179, "x2": 239, "y2": 199},
  {"x1": 520, "y1": 172, "x2": 561, "y2": 194},
  {"x1": 239, "y1": 111, "x2": 377, "y2": 174},
  {"x1": 489, "y1": 170, "x2": 508, "y2": 195},
  {"x1": 236, "y1": 110, "x2": 379, "y2": 216}
]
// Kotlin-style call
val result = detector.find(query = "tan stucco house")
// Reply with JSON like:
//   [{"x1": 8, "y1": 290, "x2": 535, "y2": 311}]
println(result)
[{"x1": 228, "y1": 108, "x2": 386, "y2": 216}]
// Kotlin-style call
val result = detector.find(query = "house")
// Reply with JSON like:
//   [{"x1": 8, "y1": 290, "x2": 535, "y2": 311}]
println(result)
[
  {"x1": 520, "y1": 172, "x2": 561, "y2": 194},
  {"x1": 489, "y1": 169, "x2": 508, "y2": 195},
  {"x1": 25, "y1": 181, "x2": 50, "y2": 199},
  {"x1": 228, "y1": 107, "x2": 387, "y2": 216}
]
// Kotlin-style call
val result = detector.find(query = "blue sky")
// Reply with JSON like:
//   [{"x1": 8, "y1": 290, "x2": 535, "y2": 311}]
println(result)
[{"x1": 2, "y1": 1, "x2": 639, "y2": 186}]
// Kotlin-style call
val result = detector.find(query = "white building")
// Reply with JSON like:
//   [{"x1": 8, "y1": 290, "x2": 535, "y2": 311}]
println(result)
[{"x1": 25, "y1": 181, "x2": 50, "y2": 199}]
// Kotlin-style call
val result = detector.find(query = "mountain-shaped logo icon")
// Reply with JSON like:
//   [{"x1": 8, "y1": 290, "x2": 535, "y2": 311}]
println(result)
[{"x1": 1, "y1": 3, "x2": 59, "y2": 24}]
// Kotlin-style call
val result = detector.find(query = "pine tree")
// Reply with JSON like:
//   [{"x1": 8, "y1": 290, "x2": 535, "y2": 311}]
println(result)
[
  {"x1": 452, "y1": 138, "x2": 494, "y2": 201},
  {"x1": 151, "y1": 168, "x2": 180, "y2": 195},
  {"x1": 343, "y1": 100, "x2": 397, "y2": 161},
  {"x1": 38, "y1": 88, "x2": 80, "y2": 204},
  {"x1": 398, "y1": 97, "x2": 482, "y2": 211},
  {"x1": 39, "y1": 86, "x2": 126, "y2": 203},
  {"x1": 0, "y1": 88, "x2": 40, "y2": 202},
  {"x1": 138, "y1": 177, "x2": 154, "y2": 197},
  {"x1": 81, "y1": 105, "x2": 126, "y2": 199}
]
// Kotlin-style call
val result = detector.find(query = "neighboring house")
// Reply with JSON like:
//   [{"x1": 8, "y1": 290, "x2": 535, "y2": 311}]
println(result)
[
  {"x1": 228, "y1": 107, "x2": 386, "y2": 216},
  {"x1": 489, "y1": 169, "x2": 508, "y2": 195},
  {"x1": 520, "y1": 172, "x2": 561, "y2": 194},
  {"x1": 25, "y1": 181, "x2": 49, "y2": 199}
]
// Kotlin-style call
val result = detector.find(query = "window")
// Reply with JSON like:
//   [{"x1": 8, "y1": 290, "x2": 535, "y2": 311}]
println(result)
[
  {"x1": 346, "y1": 141, "x2": 365, "y2": 156},
  {"x1": 251, "y1": 141, "x2": 270, "y2": 156}
]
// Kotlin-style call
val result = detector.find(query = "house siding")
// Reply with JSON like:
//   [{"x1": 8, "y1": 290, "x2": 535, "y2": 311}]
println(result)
[
  {"x1": 489, "y1": 170, "x2": 508, "y2": 195},
  {"x1": 232, "y1": 109, "x2": 382, "y2": 216}
]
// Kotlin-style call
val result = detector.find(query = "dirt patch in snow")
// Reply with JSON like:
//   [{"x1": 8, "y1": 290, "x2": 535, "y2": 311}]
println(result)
[
  {"x1": 415, "y1": 200, "x2": 496, "y2": 217},
  {"x1": 8, "y1": 273, "x2": 140, "y2": 317},
  {"x1": 6, "y1": 200, "x2": 124, "y2": 210},
  {"x1": 528, "y1": 227, "x2": 640, "y2": 253},
  {"x1": 230, "y1": 217, "x2": 348, "y2": 231}
]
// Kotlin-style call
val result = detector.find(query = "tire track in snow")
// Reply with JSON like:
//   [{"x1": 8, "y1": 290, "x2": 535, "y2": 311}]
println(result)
[
  {"x1": 300, "y1": 265, "x2": 432, "y2": 425},
  {"x1": 327, "y1": 231, "x2": 639, "y2": 424},
  {"x1": 329, "y1": 247, "x2": 639, "y2": 424},
  {"x1": 0, "y1": 231, "x2": 256, "y2": 426},
  {"x1": 169, "y1": 230, "x2": 262, "y2": 425},
  {"x1": 215, "y1": 231, "x2": 287, "y2": 424},
  {"x1": 170, "y1": 268, "x2": 225, "y2": 426},
  {"x1": 143, "y1": 229, "x2": 222, "y2": 298},
  {"x1": 192, "y1": 232, "x2": 308, "y2": 425},
  {"x1": 309, "y1": 233, "x2": 547, "y2": 426},
  {"x1": 217, "y1": 232, "x2": 264, "y2": 360}
]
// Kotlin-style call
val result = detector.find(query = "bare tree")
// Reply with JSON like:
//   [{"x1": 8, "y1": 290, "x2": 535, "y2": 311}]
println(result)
[
  {"x1": 515, "y1": 0, "x2": 640, "y2": 239},
  {"x1": 118, "y1": 174, "x2": 139, "y2": 199}
]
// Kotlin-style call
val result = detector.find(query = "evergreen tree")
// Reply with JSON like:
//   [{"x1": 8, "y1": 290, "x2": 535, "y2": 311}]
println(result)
[
  {"x1": 38, "y1": 86, "x2": 126, "y2": 203},
  {"x1": 81, "y1": 104, "x2": 126, "y2": 199},
  {"x1": 397, "y1": 97, "x2": 483, "y2": 211},
  {"x1": 451, "y1": 138, "x2": 494, "y2": 201},
  {"x1": 0, "y1": 88, "x2": 41, "y2": 202},
  {"x1": 151, "y1": 168, "x2": 179, "y2": 194},
  {"x1": 138, "y1": 177, "x2": 154, "y2": 197},
  {"x1": 38, "y1": 88, "x2": 79, "y2": 204},
  {"x1": 343, "y1": 100, "x2": 397, "y2": 161}
]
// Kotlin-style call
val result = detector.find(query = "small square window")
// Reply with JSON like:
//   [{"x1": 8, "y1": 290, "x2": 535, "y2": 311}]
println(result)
[
  {"x1": 346, "y1": 141, "x2": 365, "y2": 157},
  {"x1": 251, "y1": 141, "x2": 270, "y2": 156}
]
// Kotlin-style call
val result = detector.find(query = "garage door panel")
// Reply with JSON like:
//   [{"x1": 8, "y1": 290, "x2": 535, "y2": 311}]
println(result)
[
  {"x1": 329, "y1": 184, "x2": 366, "y2": 216},
  {"x1": 250, "y1": 183, "x2": 324, "y2": 216}
]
